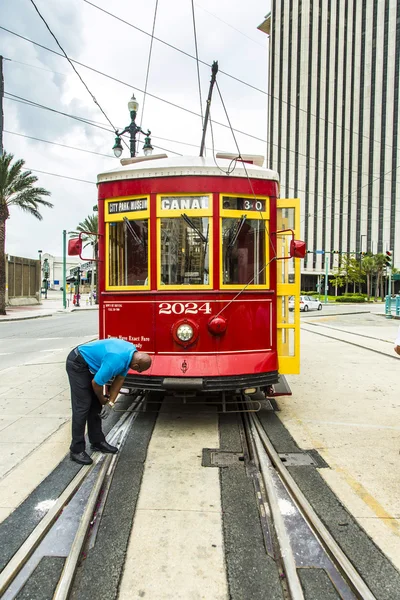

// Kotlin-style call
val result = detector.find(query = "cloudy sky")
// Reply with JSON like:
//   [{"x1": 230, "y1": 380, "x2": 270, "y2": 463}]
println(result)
[{"x1": 1, "y1": 0, "x2": 271, "y2": 259}]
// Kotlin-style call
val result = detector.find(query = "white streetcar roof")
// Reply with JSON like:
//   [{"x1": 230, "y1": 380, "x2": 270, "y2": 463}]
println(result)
[{"x1": 97, "y1": 154, "x2": 280, "y2": 184}]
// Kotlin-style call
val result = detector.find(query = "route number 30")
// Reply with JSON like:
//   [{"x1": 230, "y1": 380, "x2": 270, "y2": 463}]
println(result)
[{"x1": 158, "y1": 302, "x2": 212, "y2": 315}]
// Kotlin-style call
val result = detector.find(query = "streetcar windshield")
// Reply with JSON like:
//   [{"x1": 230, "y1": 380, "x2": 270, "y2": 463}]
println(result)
[
  {"x1": 222, "y1": 218, "x2": 266, "y2": 284},
  {"x1": 160, "y1": 216, "x2": 210, "y2": 285},
  {"x1": 109, "y1": 219, "x2": 149, "y2": 286}
]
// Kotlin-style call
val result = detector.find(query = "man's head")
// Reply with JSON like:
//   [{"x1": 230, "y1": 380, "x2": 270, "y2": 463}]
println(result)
[{"x1": 130, "y1": 351, "x2": 152, "y2": 373}]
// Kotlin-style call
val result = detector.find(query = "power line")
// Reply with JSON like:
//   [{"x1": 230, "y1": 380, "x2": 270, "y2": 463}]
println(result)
[
  {"x1": 28, "y1": 167, "x2": 95, "y2": 184},
  {"x1": 6, "y1": 90, "x2": 389, "y2": 181},
  {"x1": 80, "y1": 0, "x2": 267, "y2": 97},
  {"x1": 138, "y1": 0, "x2": 158, "y2": 142},
  {"x1": 4, "y1": 93, "x2": 183, "y2": 156},
  {"x1": 29, "y1": 0, "x2": 118, "y2": 134},
  {"x1": 0, "y1": 25, "x2": 268, "y2": 144},
  {"x1": 194, "y1": 2, "x2": 266, "y2": 48},
  {"x1": 3, "y1": 24, "x2": 398, "y2": 159},
  {"x1": 191, "y1": 0, "x2": 204, "y2": 131},
  {"x1": 4, "y1": 130, "x2": 115, "y2": 158},
  {"x1": 4, "y1": 92, "x2": 114, "y2": 133}
]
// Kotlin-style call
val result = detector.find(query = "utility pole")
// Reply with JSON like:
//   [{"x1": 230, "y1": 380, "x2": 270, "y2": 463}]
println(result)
[
  {"x1": 62, "y1": 230, "x2": 67, "y2": 310},
  {"x1": 0, "y1": 55, "x2": 3, "y2": 156}
]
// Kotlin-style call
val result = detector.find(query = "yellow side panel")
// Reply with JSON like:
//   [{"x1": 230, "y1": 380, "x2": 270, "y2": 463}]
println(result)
[{"x1": 276, "y1": 199, "x2": 301, "y2": 375}]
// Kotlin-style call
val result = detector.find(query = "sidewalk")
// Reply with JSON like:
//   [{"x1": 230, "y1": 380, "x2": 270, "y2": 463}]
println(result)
[{"x1": 1, "y1": 293, "x2": 98, "y2": 322}]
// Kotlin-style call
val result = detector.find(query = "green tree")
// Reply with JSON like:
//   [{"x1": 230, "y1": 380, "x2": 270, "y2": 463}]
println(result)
[
  {"x1": 69, "y1": 214, "x2": 98, "y2": 247},
  {"x1": 329, "y1": 255, "x2": 364, "y2": 293},
  {"x1": 69, "y1": 213, "x2": 98, "y2": 304},
  {"x1": 0, "y1": 152, "x2": 53, "y2": 315}
]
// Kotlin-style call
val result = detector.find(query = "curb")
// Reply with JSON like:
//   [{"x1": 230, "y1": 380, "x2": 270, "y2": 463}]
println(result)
[
  {"x1": 0, "y1": 313, "x2": 54, "y2": 323},
  {"x1": 0, "y1": 306, "x2": 98, "y2": 322}
]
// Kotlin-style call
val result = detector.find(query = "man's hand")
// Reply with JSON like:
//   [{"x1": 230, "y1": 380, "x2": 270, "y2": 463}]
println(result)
[{"x1": 394, "y1": 345, "x2": 400, "y2": 356}]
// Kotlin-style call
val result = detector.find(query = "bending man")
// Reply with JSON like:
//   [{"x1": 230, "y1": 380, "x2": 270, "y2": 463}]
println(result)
[{"x1": 66, "y1": 339, "x2": 152, "y2": 465}]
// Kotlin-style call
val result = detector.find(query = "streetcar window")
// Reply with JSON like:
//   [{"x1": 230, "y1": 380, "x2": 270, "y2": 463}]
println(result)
[
  {"x1": 222, "y1": 218, "x2": 266, "y2": 285},
  {"x1": 160, "y1": 216, "x2": 210, "y2": 285},
  {"x1": 108, "y1": 219, "x2": 149, "y2": 287}
]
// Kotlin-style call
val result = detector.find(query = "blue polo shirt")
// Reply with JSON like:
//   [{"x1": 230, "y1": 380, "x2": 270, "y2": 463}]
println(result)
[{"x1": 78, "y1": 339, "x2": 137, "y2": 386}]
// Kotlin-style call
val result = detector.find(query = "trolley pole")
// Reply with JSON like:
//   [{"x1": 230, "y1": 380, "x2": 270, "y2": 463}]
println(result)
[
  {"x1": 62, "y1": 230, "x2": 67, "y2": 310},
  {"x1": 324, "y1": 255, "x2": 329, "y2": 304}
]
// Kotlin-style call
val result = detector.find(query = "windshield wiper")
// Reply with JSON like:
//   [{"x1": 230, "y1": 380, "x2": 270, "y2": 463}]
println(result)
[
  {"x1": 228, "y1": 214, "x2": 247, "y2": 248},
  {"x1": 181, "y1": 213, "x2": 207, "y2": 243},
  {"x1": 123, "y1": 217, "x2": 145, "y2": 247}
]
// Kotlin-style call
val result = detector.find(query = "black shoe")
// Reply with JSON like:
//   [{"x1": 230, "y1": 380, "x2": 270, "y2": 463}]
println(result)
[
  {"x1": 91, "y1": 441, "x2": 118, "y2": 454},
  {"x1": 70, "y1": 451, "x2": 93, "y2": 465}
]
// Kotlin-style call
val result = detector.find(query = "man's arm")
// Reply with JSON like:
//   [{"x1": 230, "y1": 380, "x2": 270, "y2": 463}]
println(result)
[
  {"x1": 108, "y1": 375, "x2": 125, "y2": 403},
  {"x1": 92, "y1": 380, "x2": 111, "y2": 406}
]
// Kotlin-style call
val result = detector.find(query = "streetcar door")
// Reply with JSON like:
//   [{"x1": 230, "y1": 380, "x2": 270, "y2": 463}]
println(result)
[{"x1": 276, "y1": 198, "x2": 301, "y2": 375}]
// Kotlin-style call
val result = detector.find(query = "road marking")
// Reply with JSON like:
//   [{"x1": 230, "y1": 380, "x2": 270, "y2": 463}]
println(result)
[
  {"x1": 0, "y1": 353, "x2": 13, "y2": 356},
  {"x1": 290, "y1": 415, "x2": 400, "y2": 537},
  {"x1": 37, "y1": 337, "x2": 63, "y2": 341},
  {"x1": 39, "y1": 348, "x2": 66, "y2": 353}
]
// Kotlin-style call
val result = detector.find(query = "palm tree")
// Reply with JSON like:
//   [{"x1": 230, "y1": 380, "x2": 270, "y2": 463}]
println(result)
[
  {"x1": 373, "y1": 253, "x2": 387, "y2": 300},
  {"x1": 361, "y1": 255, "x2": 375, "y2": 301},
  {"x1": 0, "y1": 152, "x2": 53, "y2": 315},
  {"x1": 69, "y1": 214, "x2": 98, "y2": 304}
]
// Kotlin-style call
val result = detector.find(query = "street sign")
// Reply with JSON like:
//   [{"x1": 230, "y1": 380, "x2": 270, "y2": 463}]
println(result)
[{"x1": 315, "y1": 250, "x2": 325, "y2": 254}]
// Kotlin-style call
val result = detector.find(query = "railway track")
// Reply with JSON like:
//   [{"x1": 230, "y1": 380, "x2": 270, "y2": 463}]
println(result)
[
  {"x1": 0, "y1": 393, "x2": 145, "y2": 600},
  {"x1": 301, "y1": 321, "x2": 398, "y2": 359},
  {"x1": 243, "y1": 412, "x2": 377, "y2": 600}
]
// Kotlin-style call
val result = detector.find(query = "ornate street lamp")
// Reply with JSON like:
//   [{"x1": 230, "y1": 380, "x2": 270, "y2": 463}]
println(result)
[{"x1": 112, "y1": 93, "x2": 153, "y2": 158}]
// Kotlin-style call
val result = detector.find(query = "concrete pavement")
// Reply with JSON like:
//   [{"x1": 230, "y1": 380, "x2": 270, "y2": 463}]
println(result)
[
  {"x1": 1, "y1": 291, "x2": 98, "y2": 322},
  {"x1": 0, "y1": 311, "x2": 98, "y2": 522},
  {"x1": 282, "y1": 311, "x2": 400, "y2": 571}
]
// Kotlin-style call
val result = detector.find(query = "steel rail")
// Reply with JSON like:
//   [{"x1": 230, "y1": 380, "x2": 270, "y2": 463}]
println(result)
[
  {"x1": 248, "y1": 416, "x2": 305, "y2": 600},
  {"x1": 251, "y1": 414, "x2": 377, "y2": 600},
  {"x1": 0, "y1": 460, "x2": 97, "y2": 595},
  {"x1": 0, "y1": 393, "x2": 145, "y2": 597},
  {"x1": 53, "y1": 455, "x2": 112, "y2": 600}
]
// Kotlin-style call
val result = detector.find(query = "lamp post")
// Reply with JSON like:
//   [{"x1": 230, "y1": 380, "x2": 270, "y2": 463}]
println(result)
[{"x1": 112, "y1": 93, "x2": 154, "y2": 158}]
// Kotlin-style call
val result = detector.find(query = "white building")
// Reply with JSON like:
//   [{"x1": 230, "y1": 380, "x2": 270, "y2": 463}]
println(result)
[
  {"x1": 41, "y1": 253, "x2": 80, "y2": 290},
  {"x1": 259, "y1": 1, "x2": 400, "y2": 288}
]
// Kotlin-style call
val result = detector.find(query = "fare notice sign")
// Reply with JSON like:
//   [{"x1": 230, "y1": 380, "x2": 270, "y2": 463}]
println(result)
[{"x1": 108, "y1": 198, "x2": 148, "y2": 214}]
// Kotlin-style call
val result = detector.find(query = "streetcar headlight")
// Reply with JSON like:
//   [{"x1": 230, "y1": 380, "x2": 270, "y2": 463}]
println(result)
[{"x1": 176, "y1": 324, "x2": 194, "y2": 341}]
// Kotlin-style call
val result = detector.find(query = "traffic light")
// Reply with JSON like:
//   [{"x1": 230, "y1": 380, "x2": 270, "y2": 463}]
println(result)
[{"x1": 385, "y1": 250, "x2": 393, "y2": 268}]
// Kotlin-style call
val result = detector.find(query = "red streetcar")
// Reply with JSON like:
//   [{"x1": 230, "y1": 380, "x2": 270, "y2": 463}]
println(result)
[{"x1": 69, "y1": 152, "x2": 304, "y2": 406}]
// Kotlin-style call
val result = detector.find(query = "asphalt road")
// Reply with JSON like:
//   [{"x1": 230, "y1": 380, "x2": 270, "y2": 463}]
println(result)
[{"x1": 0, "y1": 311, "x2": 98, "y2": 371}]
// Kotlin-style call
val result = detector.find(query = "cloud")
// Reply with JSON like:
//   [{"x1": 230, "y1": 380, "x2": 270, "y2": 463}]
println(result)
[{"x1": 1, "y1": 0, "x2": 271, "y2": 258}]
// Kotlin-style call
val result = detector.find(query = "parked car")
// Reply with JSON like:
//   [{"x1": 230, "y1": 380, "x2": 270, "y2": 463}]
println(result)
[{"x1": 289, "y1": 295, "x2": 323, "y2": 312}]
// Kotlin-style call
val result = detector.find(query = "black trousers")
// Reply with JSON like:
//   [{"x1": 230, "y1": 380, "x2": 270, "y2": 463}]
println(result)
[{"x1": 66, "y1": 348, "x2": 105, "y2": 454}]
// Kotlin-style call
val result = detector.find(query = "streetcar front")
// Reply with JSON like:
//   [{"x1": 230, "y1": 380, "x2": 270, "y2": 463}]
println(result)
[{"x1": 71, "y1": 154, "x2": 302, "y2": 399}]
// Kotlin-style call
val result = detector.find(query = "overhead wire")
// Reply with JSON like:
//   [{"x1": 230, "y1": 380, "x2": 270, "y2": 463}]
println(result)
[
  {"x1": 4, "y1": 130, "x2": 114, "y2": 158},
  {"x1": 2, "y1": 21, "x2": 399, "y2": 155},
  {"x1": 191, "y1": 0, "x2": 204, "y2": 130},
  {"x1": 4, "y1": 93, "x2": 182, "y2": 156},
  {"x1": 0, "y1": 26, "x2": 267, "y2": 146},
  {"x1": 29, "y1": 0, "x2": 117, "y2": 133},
  {"x1": 27, "y1": 167, "x2": 95, "y2": 184},
  {"x1": 5, "y1": 57, "x2": 393, "y2": 180},
  {"x1": 5, "y1": 93, "x2": 397, "y2": 212},
  {"x1": 210, "y1": 81, "x2": 278, "y2": 317},
  {"x1": 138, "y1": 0, "x2": 159, "y2": 144},
  {"x1": 80, "y1": 0, "x2": 266, "y2": 96},
  {"x1": 59, "y1": 2, "x2": 400, "y2": 154}
]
